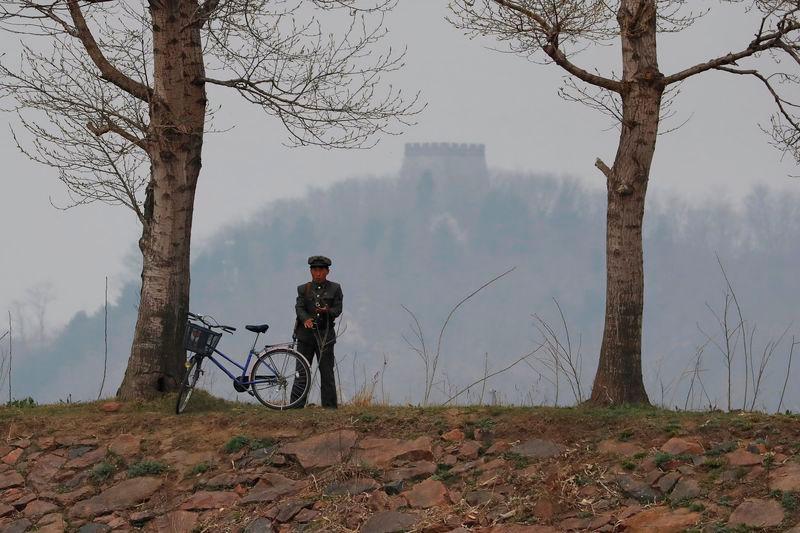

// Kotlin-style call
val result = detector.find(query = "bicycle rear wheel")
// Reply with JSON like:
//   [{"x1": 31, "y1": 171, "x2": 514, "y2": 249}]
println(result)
[
  {"x1": 250, "y1": 348, "x2": 310, "y2": 410},
  {"x1": 176, "y1": 355, "x2": 203, "y2": 414}
]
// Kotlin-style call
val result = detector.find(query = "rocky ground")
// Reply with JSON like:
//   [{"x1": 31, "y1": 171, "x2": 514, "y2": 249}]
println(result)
[{"x1": 0, "y1": 396, "x2": 799, "y2": 532}]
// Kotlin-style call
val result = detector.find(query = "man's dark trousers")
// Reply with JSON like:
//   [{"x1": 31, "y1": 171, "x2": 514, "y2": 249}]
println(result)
[{"x1": 290, "y1": 339, "x2": 337, "y2": 408}]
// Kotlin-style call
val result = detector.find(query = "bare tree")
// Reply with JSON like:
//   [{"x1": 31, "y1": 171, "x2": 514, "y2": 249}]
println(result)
[
  {"x1": 0, "y1": 0, "x2": 419, "y2": 399},
  {"x1": 450, "y1": 0, "x2": 800, "y2": 405},
  {"x1": 401, "y1": 267, "x2": 515, "y2": 406}
]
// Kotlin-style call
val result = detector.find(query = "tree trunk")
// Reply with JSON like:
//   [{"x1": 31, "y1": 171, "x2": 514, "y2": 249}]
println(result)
[
  {"x1": 589, "y1": 1, "x2": 663, "y2": 406},
  {"x1": 117, "y1": 0, "x2": 206, "y2": 400}
]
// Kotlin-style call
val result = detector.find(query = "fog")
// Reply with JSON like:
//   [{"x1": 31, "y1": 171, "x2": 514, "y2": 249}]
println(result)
[{"x1": 1, "y1": 1, "x2": 798, "y2": 408}]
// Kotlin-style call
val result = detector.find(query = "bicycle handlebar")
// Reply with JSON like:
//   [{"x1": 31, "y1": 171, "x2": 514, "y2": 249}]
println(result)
[{"x1": 187, "y1": 312, "x2": 236, "y2": 333}]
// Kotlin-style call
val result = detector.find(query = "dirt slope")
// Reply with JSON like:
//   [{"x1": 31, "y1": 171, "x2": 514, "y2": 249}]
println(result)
[{"x1": 1, "y1": 397, "x2": 799, "y2": 532}]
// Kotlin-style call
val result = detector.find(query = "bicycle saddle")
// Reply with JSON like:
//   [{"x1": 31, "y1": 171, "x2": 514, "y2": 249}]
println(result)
[{"x1": 245, "y1": 324, "x2": 269, "y2": 333}]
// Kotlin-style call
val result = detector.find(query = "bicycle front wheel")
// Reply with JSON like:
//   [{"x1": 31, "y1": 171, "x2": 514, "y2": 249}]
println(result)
[
  {"x1": 250, "y1": 348, "x2": 310, "y2": 410},
  {"x1": 176, "y1": 355, "x2": 203, "y2": 414}
]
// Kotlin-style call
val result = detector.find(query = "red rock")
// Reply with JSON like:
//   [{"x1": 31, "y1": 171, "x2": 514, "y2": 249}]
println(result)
[
  {"x1": 656, "y1": 472, "x2": 680, "y2": 493},
  {"x1": 488, "y1": 526, "x2": 559, "y2": 532},
  {"x1": 100, "y1": 402, "x2": 122, "y2": 413},
  {"x1": 533, "y1": 498, "x2": 557, "y2": 521},
  {"x1": 473, "y1": 428, "x2": 493, "y2": 442},
  {"x1": 477, "y1": 458, "x2": 507, "y2": 472},
  {"x1": 0, "y1": 503, "x2": 13, "y2": 517},
  {"x1": 240, "y1": 473, "x2": 304, "y2": 504},
  {"x1": 442, "y1": 429, "x2": 465, "y2": 442},
  {"x1": 670, "y1": 478, "x2": 702, "y2": 500},
  {"x1": 725, "y1": 448, "x2": 762, "y2": 467},
  {"x1": 510, "y1": 438, "x2": 565, "y2": 459},
  {"x1": 28, "y1": 454, "x2": 67, "y2": 489},
  {"x1": 769, "y1": 462, "x2": 800, "y2": 491},
  {"x1": 147, "y1": 510, "x2": 198, "y2": 532},
  {"x1": 598, "y1": 439, "x2": 645, "y2": 457},
  {"x1": 624, "y1": 507, "x2": 700, "y2": 532},
  {"x1": 69, "y1": 477, "x2": 163, "y2": 518},
  {"x1": 280, "y1": 430, "x2": 358, "y2": 470},
  {"x1": 485, "y1": 441, "x2": 511, "y2": 455},
  {"x1": 54, "y1": 486, "x2": 93, "y2": 506},
  {"x1": 442, "y1": 454, "x2": 458, "y2": 466},
  {"x1": 660, "y1": 438, "x2": 703, "y2": 456},
  {"x1": 324, "y1": 478, "x2": 380, "y2": 497},
  {"x1": 728, "y1": 498, "x2": 784, "y2": 527},
  {"x1": 23, "y1": 500, "x2": 59, "y2": 518},
  {"x1": 361, "y1": 511, "x2": 416, "y2": 533},
  {"x1": 402, "y1": 478, "x2": 448, "y2": 509},
  {"x1": 385, "y1": 461, "x2": 437, "y2": 482},
  {"x1": 180, "y1": 491, "x2": 239, "y2": 511},
  {"x1": 161, "y1": 450, "x2": 216, "y2": 470},
  {"x1": 559, "y1": 517, "x2": 591, "y2": 530},
  {"x1": 36, "y1": 514, "x2": 66, "y2": 533},
  {"x1": 744, "y1": 465, "x2": 765, "y2": 482},
  {"x1": 295, "y1": 508, "x2": 319, "y2": 523},
  {"x1": 458, "y1": 441, "x2": 481, "y2": 460},
  {"x1": 107, "y1": 434, "x2": 140, "y2": 458},
  {"x1": 37, "y1": 437, "x2": 55, "y2": 450},
  {"x1": 64, "y1": 447, "x2": 106, "y2": 469},
  {"x1": 273, "y1": 499, "x2": 312, "y2": 522},
  {"x1": 0, "y1": 470, "x2": 24, "y2": 489},
  {"x1": 353, "y1": 436, "x2": 433, "y2": 467},
  {"x1": 2, "y1": 449, "x2": 23, "y2": 465},
  {"x1": 11, "y1": 492, "x2": 36, "y2": 509},
  {"x1": 10, "y1": 439, "x2": 30, "y2": 449}
]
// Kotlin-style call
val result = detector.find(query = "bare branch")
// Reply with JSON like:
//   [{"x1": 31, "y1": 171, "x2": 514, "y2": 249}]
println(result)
[{"x1": 66, "y1": 0, "x2": 152, "y2": 102}]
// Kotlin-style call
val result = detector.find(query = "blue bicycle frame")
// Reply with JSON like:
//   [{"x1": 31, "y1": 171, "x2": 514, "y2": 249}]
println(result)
[{"x1": 192, "y1": 329, "x2": 290, "y2": 386}]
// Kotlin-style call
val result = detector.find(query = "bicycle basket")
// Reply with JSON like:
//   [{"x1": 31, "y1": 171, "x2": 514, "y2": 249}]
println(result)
[{"x1": 183, "y1": 322, "x2": 221, "y2": 356}]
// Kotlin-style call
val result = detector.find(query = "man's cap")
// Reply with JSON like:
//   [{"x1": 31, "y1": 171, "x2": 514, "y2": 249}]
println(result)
[{"x1": 308, "y1": 255, "x2": 332, "y2": 268}]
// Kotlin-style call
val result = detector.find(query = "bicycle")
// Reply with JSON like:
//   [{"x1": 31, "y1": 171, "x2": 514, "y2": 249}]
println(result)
[{"x1": 176, "y1": 312, "x2": 311, "y2": 414}]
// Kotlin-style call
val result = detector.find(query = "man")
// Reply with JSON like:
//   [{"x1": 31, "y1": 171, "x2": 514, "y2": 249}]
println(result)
[{"x1": 290, "y1": 255, "x2": 343, "y2": 408}]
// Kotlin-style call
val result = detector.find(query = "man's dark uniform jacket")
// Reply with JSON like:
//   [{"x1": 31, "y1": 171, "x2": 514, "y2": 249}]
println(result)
[{"x1": 294, "y1": 280, "x2": 343, "y2": 345}]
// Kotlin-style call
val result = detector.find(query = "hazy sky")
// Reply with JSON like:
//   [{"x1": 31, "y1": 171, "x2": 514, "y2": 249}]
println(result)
[{"x1": 1, "y1": 0, "x2": 797, "y2": 328}]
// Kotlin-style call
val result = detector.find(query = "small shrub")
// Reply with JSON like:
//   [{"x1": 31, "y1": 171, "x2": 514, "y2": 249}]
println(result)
[
  {"x1": 688, "y1": 502, "x2": 705, "y2": 512},
  {"x1": 781, "y1": 491, "x2": 799, "y2": 511},
  {"x1": 706, "y1": 441, "x2": 737, "y2": 456},
  {"x1": 618, "y1": 429, "x2": 634, "y2": 442},
  {"x1": 502, "y1": 452, "x2": 530, "y2": 469},
  {"x1": 432, "y1": 464, "x2": 455, "y2": 483},
  {"x1": 128, "y1": 461, "x2": 167, "y2": 477},
  {"x1": 763, "y1": 453, "x2": 775, "y2": 469},
  {"x1": 224, "y1": 435, "x2": 251, "y2": 454},
  {"x1": 356, "y1": 413, "x2": 377, "y2": 424},
  {"x1": 702, "y1": 457, "x2": 726, "y2": 470},
  {"x1": 633, "y1": 451, "x2": 647, "y2": 460},
  {"x1": 189, "y1": 462, "x2": 213, "y2": 476},
  {"x1": 475, "y1": 418, "x2": 496, "y2": 431},
  {"x1": 621, "y1": 460, "x2": 637, "y2": 471},
  {"x1": 92, "y1": 462, "x2": 115, "y2": 482},
  {"x1": 7, "y1": 397, "x2": 36, "y2": 408},
  {"x1": 654, "y1": 452, "x2": 674, "y2": 469},
  {"x1": 663, "y1": 420, "x2": 681, "y2": 436}
]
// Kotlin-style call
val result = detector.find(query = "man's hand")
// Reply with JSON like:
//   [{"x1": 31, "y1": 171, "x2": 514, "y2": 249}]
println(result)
[{"x1": 303, "y1": 318, "x2": 314, "y2": 329}]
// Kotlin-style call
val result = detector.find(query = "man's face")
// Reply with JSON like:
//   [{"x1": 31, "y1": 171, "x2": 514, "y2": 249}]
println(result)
[{"x1": 310, "y1": 266, "x2": 329, "y2": 283}]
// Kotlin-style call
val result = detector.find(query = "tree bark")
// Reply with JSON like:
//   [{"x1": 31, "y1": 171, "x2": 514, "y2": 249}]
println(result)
[
  {"x1": 589, "y1": 1, "x2": 663, "y2": 406},
  {"x1": 117, "y1": 0, "x2": 206, "y2": 400}
]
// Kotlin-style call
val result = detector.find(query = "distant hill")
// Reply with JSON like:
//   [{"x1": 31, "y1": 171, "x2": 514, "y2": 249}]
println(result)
[{"x1": 11, "y1": 144, "x2": 800, "y2": 411}]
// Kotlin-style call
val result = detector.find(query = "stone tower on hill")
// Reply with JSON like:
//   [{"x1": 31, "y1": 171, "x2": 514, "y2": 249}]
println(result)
[{"x1": 399, "y1": 143, "x2": 489, "y2": 187}]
